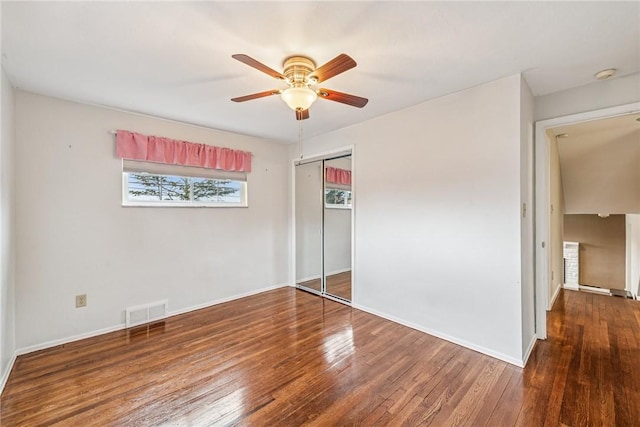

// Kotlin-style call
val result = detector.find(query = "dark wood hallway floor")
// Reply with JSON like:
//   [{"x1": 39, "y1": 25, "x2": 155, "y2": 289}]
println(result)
[{"x1": 1, "y1": 287, "x2": 639, "y2": 425}]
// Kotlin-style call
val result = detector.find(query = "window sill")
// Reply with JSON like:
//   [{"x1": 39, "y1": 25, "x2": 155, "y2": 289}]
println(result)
[{"x1": 122, "y1": 202, "x2": 248, "y2": 208}]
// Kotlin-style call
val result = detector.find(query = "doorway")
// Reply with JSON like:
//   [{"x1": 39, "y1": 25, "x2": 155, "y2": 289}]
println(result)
[{"x1": 534, "y1": 102, "x2": 640, "y2": 338}]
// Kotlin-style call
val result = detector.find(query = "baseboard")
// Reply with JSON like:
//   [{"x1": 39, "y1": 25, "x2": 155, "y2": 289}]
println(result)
[
  {"x1": 549, "y1": 283, "x2": 562, "y2": 309},
  {"x1": 168, "y1": 283, "x2": 289, "y2": 317},
  {"x1": 579, "y1": 284, "x2": 611, "y2": 295},
  {"x1": 522, "y1": 334, "x2": 537, "y2": 367},
  {"x1": 16, "y1": 323, "x2": 127, "y2": 356},
  {"x1": 352, "y1": 303, "x2": 526, "y2": 368},
  {"x1": 15, "y1": 283, "x2": 290, "y2": 357},
  {"x1": 0, "y1": 353, "x2": 17, "y2": 395}
]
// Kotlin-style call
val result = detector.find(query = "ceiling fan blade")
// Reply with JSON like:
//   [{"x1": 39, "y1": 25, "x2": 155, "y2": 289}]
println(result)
[
  {"x1": 296, "y1": 109, "x2": 310, "y2": 120},
  {"x1": 309, "y1": 54, "x2": 357, "y2": 83},
  {"x1": 231, "y1": 89, "x2": 280, "y2": 103},
  {"x1": 317, "y1": 88, "x2": 368, "y2": 108},
  {"x1": 232, "y1": 54, "x2": 286, "y2": 80}
]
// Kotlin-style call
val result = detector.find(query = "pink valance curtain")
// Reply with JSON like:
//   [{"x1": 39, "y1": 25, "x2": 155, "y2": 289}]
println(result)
[
  {"x1": 325, "y1": 166, "x2": 351, "y2": 186},
  {"x1": 116, "y1": 130, "x2": 252, "y2": 172}
]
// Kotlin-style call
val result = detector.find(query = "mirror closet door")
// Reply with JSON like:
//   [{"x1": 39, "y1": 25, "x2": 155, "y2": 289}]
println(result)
[
  {"x1": 323, "y1": 156, "x2": 352, "y2": 302},
  {"x1": 295, "y1": 154, "x2": 352, "y2": 303},
  {"x1": 295, "y1": 161, "x2": 323, "y2": 294}
]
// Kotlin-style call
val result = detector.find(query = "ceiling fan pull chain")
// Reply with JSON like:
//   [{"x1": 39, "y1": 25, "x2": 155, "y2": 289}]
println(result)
[{"x1": 298, "y1": 120, "x2": 303, "y2": 159}]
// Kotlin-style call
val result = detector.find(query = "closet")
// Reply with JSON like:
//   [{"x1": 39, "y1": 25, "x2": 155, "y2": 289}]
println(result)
[{"x1": 294, "y1": 154, "x2": 352, "y2": 303}]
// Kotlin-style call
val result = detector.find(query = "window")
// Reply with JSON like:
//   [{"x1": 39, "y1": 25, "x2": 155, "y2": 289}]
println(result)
[
  {"x1": 325, "y1": 188, "x2": 352, "y2": 209},
  {"x1": 122, "y1": 160, "x2": 247, "y2": 207}
]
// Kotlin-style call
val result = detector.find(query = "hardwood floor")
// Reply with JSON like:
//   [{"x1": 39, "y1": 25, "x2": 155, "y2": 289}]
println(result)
[{"x1": 1, "y1": 288, "x2": 639, "y2": 425}]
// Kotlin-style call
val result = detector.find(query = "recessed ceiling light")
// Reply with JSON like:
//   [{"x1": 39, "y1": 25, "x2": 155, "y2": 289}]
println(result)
[{"x1": 594, "y1": 68, "x2": 616, "y2": 80}]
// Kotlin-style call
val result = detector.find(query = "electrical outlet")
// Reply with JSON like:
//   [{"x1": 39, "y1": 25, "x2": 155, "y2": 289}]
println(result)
[{"x1": 76, "y1": 294, "x2": 87, "y2": 308}]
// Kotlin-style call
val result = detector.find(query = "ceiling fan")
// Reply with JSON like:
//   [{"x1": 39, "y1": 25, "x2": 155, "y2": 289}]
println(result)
[{"x1": 231, "y1": 53, "x2": 368, "y2": 120}]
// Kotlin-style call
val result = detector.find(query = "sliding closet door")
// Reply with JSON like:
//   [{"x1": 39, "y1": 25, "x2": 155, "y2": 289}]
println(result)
[
  {"x1": 295, "y1": 161, "x2": 323, "y2": 293},
  {"x1": 323, "y1": 156, "x2": 352, "y2": 302}
]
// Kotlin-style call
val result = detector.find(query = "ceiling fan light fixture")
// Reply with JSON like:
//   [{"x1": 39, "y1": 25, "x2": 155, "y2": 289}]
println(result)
[{"x1": 281, "y1": 86, "x2": 317, "y2": 111}]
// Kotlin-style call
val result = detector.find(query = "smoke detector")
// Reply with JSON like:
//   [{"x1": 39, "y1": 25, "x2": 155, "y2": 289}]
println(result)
[{"x1": 594, "y1": 69, "x2": 616, "y2": 80}]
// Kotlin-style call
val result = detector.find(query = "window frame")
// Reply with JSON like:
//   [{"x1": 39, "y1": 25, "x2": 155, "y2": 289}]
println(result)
[{"x1": 121, "y1": 160, "x2": 248, "y2": 208}]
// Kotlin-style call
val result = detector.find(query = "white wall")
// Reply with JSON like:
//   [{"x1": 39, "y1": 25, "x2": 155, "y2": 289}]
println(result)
[
  {"x1": 627, "y1": 214, "x2": 640, "y2": 297},
  {"x1": 297, "y1": 75, "x2": 528, "y2": 365},
  {"x1": 1, "y1": 68, "x2": 17, "y2": 388},
  {"x1": 519, "y1": 76, "x2": 535, "y2": 359},
  {"x1": 534, "y1": 72, "x2": 640, "y2": 121},
  {"x1": 14, "y1": 91, "x2": 290, "y2": 351}
]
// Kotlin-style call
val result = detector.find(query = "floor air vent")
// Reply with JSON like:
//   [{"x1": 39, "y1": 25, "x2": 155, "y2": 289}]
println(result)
[{"x1": 125, "y1": 300, "x2": 168, "y2": 328}]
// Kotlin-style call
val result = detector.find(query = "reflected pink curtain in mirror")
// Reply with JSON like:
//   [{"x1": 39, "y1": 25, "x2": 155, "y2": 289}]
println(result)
[{"x1": 325, "y1": 166, "x2": 351, "y2": 186}]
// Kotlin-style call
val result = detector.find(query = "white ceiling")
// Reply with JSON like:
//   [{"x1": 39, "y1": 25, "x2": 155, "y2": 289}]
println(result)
[
  {"x1": 552, "y1": 113, "x2": 640, "y2": 214},
  {"x1": 2, "y1": 1, "x2": 639, "y2": 143}
]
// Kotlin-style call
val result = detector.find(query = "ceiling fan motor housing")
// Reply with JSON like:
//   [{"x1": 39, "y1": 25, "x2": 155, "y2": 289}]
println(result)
[{"x1": 283, "y1": 56, "x2": 316, "y2": 85}]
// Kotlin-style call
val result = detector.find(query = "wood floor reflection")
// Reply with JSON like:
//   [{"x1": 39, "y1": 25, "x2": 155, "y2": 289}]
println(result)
[
  {"x1": 2, "y1": 288, "x2": 639, "y2": 425},
  {"x1": 325, "y1": 270, "x2": 351, "y2": 301},
  {"x1": 297, "y1": 277, "x2": 321, "y2": 293}
]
